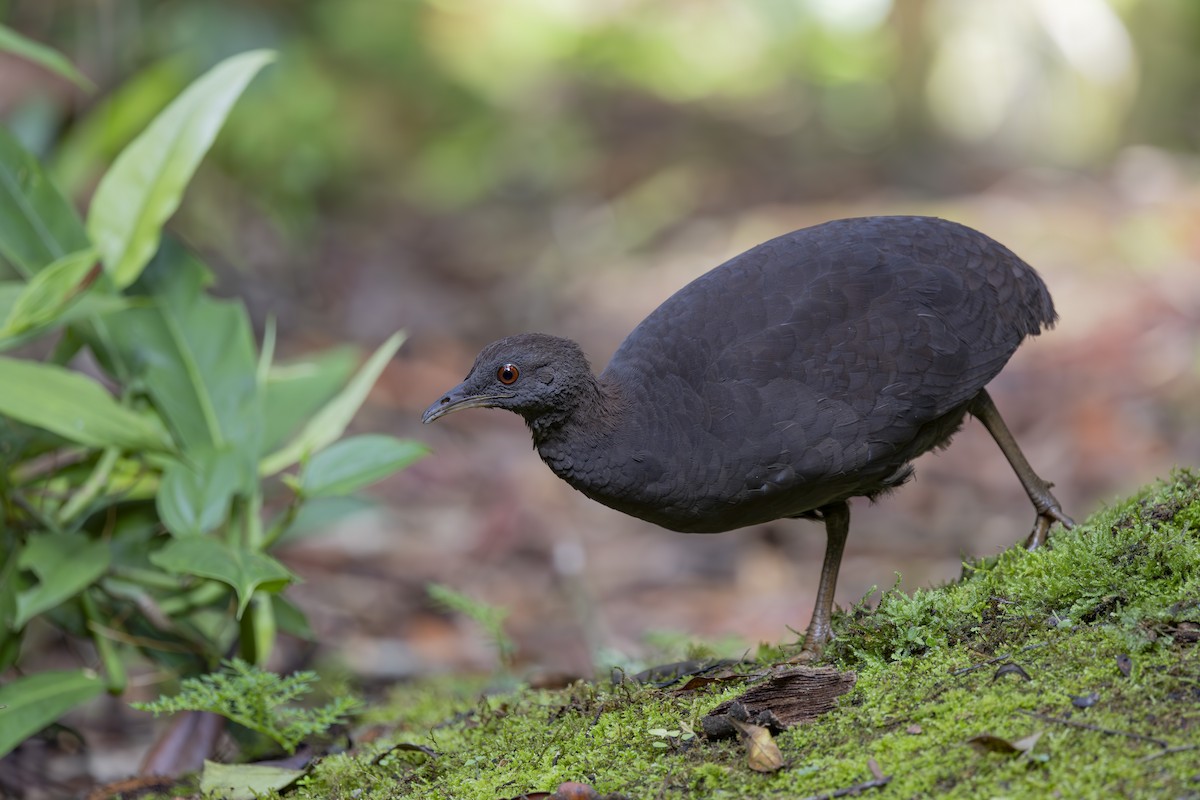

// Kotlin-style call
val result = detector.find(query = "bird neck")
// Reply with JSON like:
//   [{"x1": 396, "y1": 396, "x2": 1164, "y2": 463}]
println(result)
[
  {"x1": 528, "y1": 373, "x2": 626, "y2": 468},
  {"x1": 526, "y1": 371, "x2": 609, "y2": 444}
]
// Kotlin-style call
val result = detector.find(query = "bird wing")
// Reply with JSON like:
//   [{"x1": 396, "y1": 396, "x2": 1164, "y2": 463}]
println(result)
[{"x1": 605, "y1": 217, "x2": 1054, "y2": 503}]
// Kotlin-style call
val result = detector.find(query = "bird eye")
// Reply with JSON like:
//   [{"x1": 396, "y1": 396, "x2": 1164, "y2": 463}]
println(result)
[{"x1": 497, "y1": 363, "x2": 519, "y2": 385}]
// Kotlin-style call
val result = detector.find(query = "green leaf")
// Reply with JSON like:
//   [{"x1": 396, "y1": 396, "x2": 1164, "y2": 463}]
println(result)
[
  {"x1": 0, "y1": 278, "x2": 126, "y2": 352},
  {"x1": 271, "y1": 594, "x2": 315, "y2": 641},
  {"x1": 0, "y1": 294, "x2": 128, "y2": 353},
  {"x1": 0, "y1": 670, "x2": 104, "y2": 759},
  {"x1": 50, "y1": 58, "x2": 190, "y2": 197},
  {"x1": 86, "y1": 50, "x2": 276, "y2": 287},
  {"x1": 279, "y1": 495, "x2": 375, "y2": 541},
  {"x1": 260, "y1": 332, "x2": 405, "y2": 476},
  {"x1": 299, "y1": 435, "x2": 427, "y2": 498},
  {"x1": 0, "y1": 284, "x2": 21, "y2": 321},
  {"x1": 0, "y1": 554, "x2": 20, "y2": 649},
  {"x1": 199, "y1": 760, "x2": 305, "y2": 800},
  {"x1": 99, "y1": 246, "x2": 262, "y2": 458},
  {"x1": 149, "y1": 537, "x2": 295, "y2": 618},
  {"x1": 0, "y1": 357, "x2": 173, "y2": 452},
  {"x1": 14, "y1": 533, "x2": 111, "y2": 628},
  {"x1": 0, "y1": 126, "x2": 90, "y2": 278},
  {"x1": 0, "y1": 25, "x2": 93, "y2": 91},
  {"x1": 0, "y1": 631, "x2": 20, "y2": 673},
  {"x1": 262, "y1": 346, "x2": 359, "y2": 454},
  {"x1": 157, "y1": 447, "x2": 250, "y2": 537},
  {"x1": 0, "y1": 247, "x2": 97, "y2": 336}
]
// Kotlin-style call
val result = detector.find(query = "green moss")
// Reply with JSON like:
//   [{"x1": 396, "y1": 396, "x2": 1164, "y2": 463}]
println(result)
[{"x1": 287, "y1": 471, "x2": 1200, "y2": 799}]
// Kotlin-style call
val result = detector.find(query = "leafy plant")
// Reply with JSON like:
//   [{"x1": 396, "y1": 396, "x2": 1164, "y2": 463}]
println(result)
[
  {"x1": 427, "y1": 583, "x2": 517, "y2": 670},
  {"x1": 132, "y1": 659, "x2": 359, "y2": 755},
  {"x1": 648, "y1": 722, "x2": 696, "y2": 751},
  {"x1": 0, "y1": 37, "x2": 425, "y2": 758}
]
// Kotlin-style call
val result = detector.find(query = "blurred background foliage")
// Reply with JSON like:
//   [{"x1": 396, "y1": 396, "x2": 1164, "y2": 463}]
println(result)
[
  {"x1": 2, "y1": 0, "x2": 1200, "y2": 682},
  {"x1": 2, "y1": 0, "x2": 1198, "y2": 342}
]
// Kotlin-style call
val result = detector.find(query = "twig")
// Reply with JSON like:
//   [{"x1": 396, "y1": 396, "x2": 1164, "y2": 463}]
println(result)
[
  {"x1": 798, "y1": 759, "x2": 892, "y2": 800},
  {"x1": 1139, "y1": 744, "x2": 1200, "y2": 762},
  {"x1": 950, "y1": 642, "x2": 1049, "y2": 676},
  {"x1": 1016, "y1": 710, "x2": 1169, "y2": 748}
]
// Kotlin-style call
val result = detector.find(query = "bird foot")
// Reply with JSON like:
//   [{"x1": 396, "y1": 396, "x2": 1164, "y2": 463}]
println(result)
[
  {"x1": 787, "y1": 623, "x2": 830, "y2": 663},
  {"x1": 1024, "y1": 504, "x2": 1075, "y2": 550},
  {"x1": 787, "y1": 647, "x2": 823, "y2": 664}
]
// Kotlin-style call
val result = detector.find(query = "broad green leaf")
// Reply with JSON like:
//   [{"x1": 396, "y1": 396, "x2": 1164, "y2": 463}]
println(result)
[
  {"x1": 199, "y1": 760, "x2": 304, "y2": 800},
  {"x1": 0, "y1": 25, "x2": 93, "y2": 91},
  {"x1": 0, "y1": 670, "x2": 104, "y2": 759},
  {"x1": 157, "y1": 447, "x2": 249, "y2": 537},
  {"x1": 0, "y1": 289, "x2": 128, "y2": 353},
  {"x1": 271, "y1": 594, "x2": 315, "y2": 641},
  {"x1": 14, "y1": 533, "x2": 110, "y2": 628},
  {"x1": 262, "y1": 346, "x2": 358, "y2": 454},
  {"x1": 278, "y1": 495, "x2": 374, "y2": 541},
  {"x1": 0, "y1": 247, "x2": 97, "y2": 336},
  {"x1": 0, "y1": 127, "x2": 90, "y2": 277},
  {"x1": 100, "y1": 247, "x2": 262, "y2": 460},
  {"x1": 0, "y1": 357, "x2": 173, "y2": 452},
  {"x1": 260, "y1": 332, "x2": 405, "y2": 476},
  {"x1": 299, "y1": 435, "x2": 427, "y2": 498},
  {"x1": 87, "y1": 50, "x2": 275, "y2": 287},
  {"x1": 0, "y1": 284, "x2": 24, "y2": 334},
  {"x1": 149, "y1": 537, "x2": 295, "y2": 618},
  {"x1": 50, "y1": 58, "x2": 190, "y2": 197}
]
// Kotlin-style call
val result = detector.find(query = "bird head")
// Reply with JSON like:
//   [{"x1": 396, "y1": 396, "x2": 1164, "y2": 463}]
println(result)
[{"x1": 422, "y1": 334, "x2": 596, "y2": 432}]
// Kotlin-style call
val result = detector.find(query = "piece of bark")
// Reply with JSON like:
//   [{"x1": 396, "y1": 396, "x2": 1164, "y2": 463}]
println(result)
[{"x1": 702, "y1": 667, "x2": 856, "y2": 739}]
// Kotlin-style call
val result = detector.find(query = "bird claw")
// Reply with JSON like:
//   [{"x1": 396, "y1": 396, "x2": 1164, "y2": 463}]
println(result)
[
  {"x1": 789, "y1": 621, "x2": 830, "y2": 663},
  {"x1": 1024, "y1": 505, "x2": 1075, "y2": 550},
  {"x1": 788, "y1": 647, "x2": 823, "y2": 664}
]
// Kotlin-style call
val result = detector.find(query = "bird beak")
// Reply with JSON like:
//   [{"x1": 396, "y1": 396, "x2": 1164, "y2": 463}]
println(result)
[{"x1": 421, "y1": 384, "x2": 514, "y2": 424}]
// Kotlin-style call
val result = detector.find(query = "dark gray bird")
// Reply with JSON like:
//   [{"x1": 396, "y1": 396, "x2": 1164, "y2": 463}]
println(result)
[{"x1": 423, "y1": 216, "x2": 1073, "y2": 657}]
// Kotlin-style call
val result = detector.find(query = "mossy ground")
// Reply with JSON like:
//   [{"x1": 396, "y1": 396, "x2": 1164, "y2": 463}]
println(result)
[{"x1": 286, "y1": 472, "x2": 1200, "y2": 799}]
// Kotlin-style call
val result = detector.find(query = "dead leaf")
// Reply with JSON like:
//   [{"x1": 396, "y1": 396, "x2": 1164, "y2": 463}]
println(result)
[
  {"x1": 674, "y1": 671, "x2": 748, "y2": 693},
  {"x1": 627, "y1": 659, "x2": 740, "y2": 686},
  {"x1": 528, "y1": 672, "x2": 587, "y2": 690},
  {"x1": 138, "y1": 709, "x2": 223, "y2": 777},
  {"x1": 1172, "y1": 622, "x2": 1200, "y2": 642},
  {"x1": 867, "y1": 757, "x2": 885, "y2": 780},
  {"x1": 906, "y1": 724, "x2": 923, "y2": 735},
  {"x1": 1116, "y1": 654, "x2": 1132, "y2": 678},
  {"x1": 86, "y1": 777, "x2": 178, "y2": 800},
  {"x1": 550, "y1": 782, "x2": 601, "y2": 799},
  {"x1": 729, "y1": 717, "x2": 785, "y2": 773},
  {"x1": 993, "y1": 662, "x2": 1031, "y2": 681},
  {"x1": 1011, "y1": 732, "x2": 1043, "y2": 752},
  {"x1": 967, "y1": 731, "x2": 1042, "y2": 756},
  {"x1": 968, "y1": 734, "x2": 1021, "y2": 754},
  {"x1": 1070, "y1": 692, "x2": 1100, "y2": 708}
]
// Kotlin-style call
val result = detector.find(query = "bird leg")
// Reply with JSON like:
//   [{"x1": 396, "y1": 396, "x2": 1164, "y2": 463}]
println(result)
[
  {"x1": 968, "y1": 389, "x2": 1074, "y2": 549},
  {"x1": 794, "y1": 500, "x2": 850, "y2": 661}
]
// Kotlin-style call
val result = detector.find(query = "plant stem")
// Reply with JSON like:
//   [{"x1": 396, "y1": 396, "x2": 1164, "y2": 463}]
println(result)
[
  {"x1": 82, "y1": 589, "x2": 127, "y2": 694},
  {"x1": 58, "y1": 446, "x2": 120, "y2": 526},
  {"x1": 157, "y1": 580, "x2": 229, "y2": 616},
  {"x1": 261, "y1": 494, "x2": 301, "y2": 549}
]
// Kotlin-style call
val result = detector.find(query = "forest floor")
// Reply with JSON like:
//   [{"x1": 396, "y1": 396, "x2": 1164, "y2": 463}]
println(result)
[{"x1": 197, "y1": 470, "x2": 1200, "y2": 799}]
